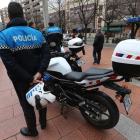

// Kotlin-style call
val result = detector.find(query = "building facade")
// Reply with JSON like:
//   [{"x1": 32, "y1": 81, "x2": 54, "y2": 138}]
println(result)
[
  {"x1": 102, "y1": 0, "x2": 140, "y2": 38},
  {"x1": 0, "y1": 7, "x2": 9, "y2": 29},
  {"x1": 0, "y1": 0, "x2": 48, "y2": 30},
  {"x1": 21, "y1": 0, "x2": 44, "y2": 30},
  {"x1": 49, "y1": 0, "x2": 105, "y2": 33},
  {"x1": 0, "y1": 0, "x2": 22, "y2": 29}
]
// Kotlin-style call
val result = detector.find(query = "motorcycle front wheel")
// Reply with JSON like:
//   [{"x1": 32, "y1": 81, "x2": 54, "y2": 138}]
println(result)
[
  {"x1": 69, "y1": 60, "x2": 82, "y2": 72},
  {"x1": 80, "y1": 91, "x2": 119, "y2": 129}
]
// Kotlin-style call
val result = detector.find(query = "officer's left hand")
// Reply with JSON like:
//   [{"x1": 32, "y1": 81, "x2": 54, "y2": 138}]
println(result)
[
  {"x1": 30, "y1": 72, "x2": 42, "y2": 86},
  {"x1": 34, "y1": 72, "x2": 42, "y2": 80}
]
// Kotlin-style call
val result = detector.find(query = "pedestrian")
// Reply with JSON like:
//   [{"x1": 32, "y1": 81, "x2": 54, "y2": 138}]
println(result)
[
  {"x1": 0, "y1": 2, "x2": 50, "y2": 137},
  {"x1": 93, "y1": 29, "x2": 104, "y2": 64},
  {"x1": 78, "y1": 31, "x2": 83, "y2": 40},
  {"x1": 46, "y1": 22, "x2": 63, "y2": 52},
  {"x1": 28, "y1": 21, "x2": 36, "y2": 28},
  {"x1": 72, "y1": 33, "x2": 76, "y2": 38}
]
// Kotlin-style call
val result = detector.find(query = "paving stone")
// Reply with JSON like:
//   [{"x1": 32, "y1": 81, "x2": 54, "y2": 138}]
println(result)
[
  {"x1": 113, "y1": 134, "x2": 127, "y2": 140},
  {"x1": 13, "y1": 104, "x2": 23, "y2": 117},
  {"x1": 0, "y1": 106, "x2": 13, "y2": 122},
  {"x1": 0, "y1": 83, "x2": 13, "y2": 92},
  {"x1": 6, "y1": 136, "x2": 17, "y2": 140},
  {"x1": 79, "y1": 123, "x2": 118, "y2": 140},
  {"x1": 16, "y1": 120, "x2": 61, "y2": 140},
  {"x1": 47, "y1": 101, "x2": 62, "y2": 120},
  {"x1": 0, "y1": 95, "x2": 19, "y2": 109},
  {"x1": 0, "y1": 80, "x2": 11, "y2": 86},
  {"x1": 0, "y1": 115, "x2": 26, "y2": 140},
  {"x1": 11, "y1": 89, "x2": 17, "y2": 96},
  {"x1": 52, "y1": 109, "x2": 87, "y2": 137},
  {"x1": 60, "y1": 129, "x2": 86, "y2": 140},
  {"x1": 114, "y1": 113, "x2": 140, "y2": 140},
  {"x1": 0, "y1": 89, "x2": 11, "y2": 99},
  {"x1": 130, "y1": 104, "x2": 140, "y2": 125}
]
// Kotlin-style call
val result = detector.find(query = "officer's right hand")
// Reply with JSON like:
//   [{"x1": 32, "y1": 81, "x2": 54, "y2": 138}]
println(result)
[
  {"x1": 30, "y1": 79, "x2": 42, "y2": 86},
  {"x1": 30, "y1": 72, "x2": 42, "y2": 86}
]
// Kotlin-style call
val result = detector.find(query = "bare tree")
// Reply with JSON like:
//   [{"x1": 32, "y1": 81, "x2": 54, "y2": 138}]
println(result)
[
  {"x1": 48, "y1": 0, "x2": 66, "y2": 31},
  {"x1": 72, "y1": 0, "x2": 98, "y2": 43},
  {"x1": 25, "y1": 8, "x2": 44, "y2": 31},
  {"x1": 96, "y1": 0, "x2": 121, "y2": 43},
  {"x1": 118, "y1": 0, "x2": 140, "y2": 36}
]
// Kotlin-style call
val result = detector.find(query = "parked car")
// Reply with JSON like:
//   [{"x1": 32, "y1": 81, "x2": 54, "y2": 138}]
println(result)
[{"x1": 63, "y1": 34, "x2": 72, "y2": 41}]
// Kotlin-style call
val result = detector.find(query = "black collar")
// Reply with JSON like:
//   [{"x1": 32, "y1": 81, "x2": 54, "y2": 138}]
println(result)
[{"x1": 6, "y1": 18, "x2": 27, "y2": 28}]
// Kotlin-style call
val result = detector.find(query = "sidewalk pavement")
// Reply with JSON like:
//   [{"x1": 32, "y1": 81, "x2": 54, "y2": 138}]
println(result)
[{"x1": 0, "y1": 46, "x2": 140, "y2": 140}]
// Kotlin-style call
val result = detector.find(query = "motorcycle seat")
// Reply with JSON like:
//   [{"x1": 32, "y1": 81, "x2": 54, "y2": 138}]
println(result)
[
  {"x1": 64, "y1": 68, "x2": 113, "y2": 81},
  {"x1": 85, "y1": 68, "x2": 112, "y2": 75}
]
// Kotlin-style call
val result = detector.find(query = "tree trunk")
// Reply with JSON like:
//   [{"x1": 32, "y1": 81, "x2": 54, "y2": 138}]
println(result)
[
  {"x1": 84, "y1": 24, "x2": 88, "y2": 44},
  {"x1": 106, "y1": 24, "x2": 110, "y2": 43}
]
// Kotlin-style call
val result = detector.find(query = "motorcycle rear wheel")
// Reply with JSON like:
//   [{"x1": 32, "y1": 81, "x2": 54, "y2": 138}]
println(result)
[
  {"x1": 80, "y1": 91, "x2": 119, "y2": 129},
  {"x1": 69, "y1": 60, "x2": 82, "y2": 72}
]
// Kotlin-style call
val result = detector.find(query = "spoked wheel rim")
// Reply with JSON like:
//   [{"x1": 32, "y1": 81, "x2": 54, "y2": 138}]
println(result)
[{"x1": 83, "y1": 99, "x2": 111, "y2": 126}]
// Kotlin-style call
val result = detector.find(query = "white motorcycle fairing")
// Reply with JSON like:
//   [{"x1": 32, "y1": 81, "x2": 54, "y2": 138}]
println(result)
[{"x1": 47, "y1": 57, "x2": 72, "y2": 75}]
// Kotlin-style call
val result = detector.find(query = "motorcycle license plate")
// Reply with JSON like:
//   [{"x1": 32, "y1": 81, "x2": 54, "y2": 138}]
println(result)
[
  {"x1": 123, "y1": 94, "x2": 132, "y2": 115},
  {"x1": 76, "y1": 59, "x2": 85, "y2": 66}
]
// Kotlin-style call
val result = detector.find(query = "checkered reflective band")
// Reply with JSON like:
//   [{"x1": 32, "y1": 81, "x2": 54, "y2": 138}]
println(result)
[{"x1": 0, "y1": 45, "x2": 42, "y2": 52}]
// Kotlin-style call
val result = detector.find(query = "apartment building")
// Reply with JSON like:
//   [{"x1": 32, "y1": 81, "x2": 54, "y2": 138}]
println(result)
[
  {"x1": 0, "y1": 0, "x2": 22, "y2": 28},
  {"x1": 0, "y1": 7, "x2": 9, "y2": 28},
  {"x1": 21, "y1": 0, "x2": 44, "y2": 30}
]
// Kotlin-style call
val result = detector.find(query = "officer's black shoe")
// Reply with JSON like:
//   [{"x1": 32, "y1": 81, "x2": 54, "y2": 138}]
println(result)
[
  {"x1": 39, "y1": 107, "x2": 47, "y2": 129},
  {"x1": 21, "y1": 115, "x2": 38, "y2": 137},
  {"x1": 97, "y1": 62, "x2": 100, "y2": 64},
  {"x1": 20, "y1": 127, "x2": 38, "y2": 137}
]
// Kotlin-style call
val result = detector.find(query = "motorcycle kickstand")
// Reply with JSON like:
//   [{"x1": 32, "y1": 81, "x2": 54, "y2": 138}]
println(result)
[{"x1": 60, "y1": 102, "x2": 70, "y2": 119}]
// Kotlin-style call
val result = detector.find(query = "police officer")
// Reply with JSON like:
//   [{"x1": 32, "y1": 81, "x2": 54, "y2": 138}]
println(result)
[
  {"x1": 46, "y1": 22, "x2": 63, "y2": 52},
  {"x1": 0, "y1": 2, "x2": 50, "y2": 137},
  {"x1": 28, "y1": 21, "x2": 36, "y2": 28}
]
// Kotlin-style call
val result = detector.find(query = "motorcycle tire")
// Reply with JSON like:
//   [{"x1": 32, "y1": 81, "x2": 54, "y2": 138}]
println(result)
[
  {"x1": 80, "y1": 91, "x2": 119, "y2": 129},
  {"x1": 69, "y1": 60, "x2": 82, "y2": 72}
]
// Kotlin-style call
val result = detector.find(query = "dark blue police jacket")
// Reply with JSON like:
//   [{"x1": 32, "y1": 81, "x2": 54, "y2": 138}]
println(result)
[
  {"x1": 46, "y1": 26, "x2": 63, "y2": 44},
  {"x1": 0, "y1": 18, "x2": 50, "y2": 83}
]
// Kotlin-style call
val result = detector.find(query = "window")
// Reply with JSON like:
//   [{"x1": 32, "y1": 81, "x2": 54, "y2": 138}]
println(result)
[{"x1": 132, "y1": 2, "x2": 138, "y2": 8}]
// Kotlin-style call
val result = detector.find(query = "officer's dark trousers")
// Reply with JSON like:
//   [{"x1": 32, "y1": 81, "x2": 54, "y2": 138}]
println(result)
[
  {"x1": 10, "y1": 79, "x2": 35, "y2": 117},
  {"x1": 93, "y1": 48, "x2": 102, "y2": 64},
  {"x1": 50, "y1": 44, "x2": 61, "y2": 52}
]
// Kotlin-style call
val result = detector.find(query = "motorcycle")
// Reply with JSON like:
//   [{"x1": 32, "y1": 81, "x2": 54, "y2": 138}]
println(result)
[
  {"x1": 43, "y1": 56, "x2": 132, "y2": 129},
  {"x1": 51, "y1": 38, "x2": 85, "y2": 72}
]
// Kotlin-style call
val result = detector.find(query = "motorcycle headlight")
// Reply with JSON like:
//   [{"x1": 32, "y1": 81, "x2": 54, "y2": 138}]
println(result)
[{"x1": 73, "y1": 41, "x2": 83, "y2": 46}]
